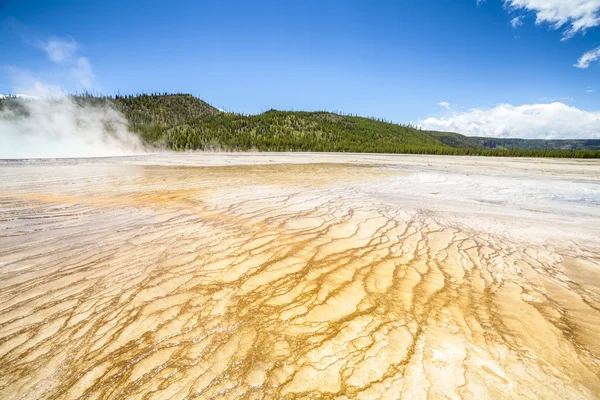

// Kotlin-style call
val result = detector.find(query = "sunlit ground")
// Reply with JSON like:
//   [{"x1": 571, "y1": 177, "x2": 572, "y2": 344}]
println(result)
[{"x1": 1, "y1": 153, "x2": 599, "y2": 399}]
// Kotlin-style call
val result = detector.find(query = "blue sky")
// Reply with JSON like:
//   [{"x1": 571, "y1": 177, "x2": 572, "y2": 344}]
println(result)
[{"x1": 1, "y1": 0, "x2": 600, "y2": 139}]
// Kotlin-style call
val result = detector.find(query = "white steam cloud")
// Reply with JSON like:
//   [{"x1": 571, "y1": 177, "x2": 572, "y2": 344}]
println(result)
[
  {"x1": 1, "y1": 25, "x2": 145, "y2": 158},
  {"x1": 0, "y1": 98, "x2": 144, "y2": 158}
]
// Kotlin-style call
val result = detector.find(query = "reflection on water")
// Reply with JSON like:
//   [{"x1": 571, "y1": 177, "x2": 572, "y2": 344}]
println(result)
[{"x1": 0, "y1": 156, "x2": 599, "y2": 399}]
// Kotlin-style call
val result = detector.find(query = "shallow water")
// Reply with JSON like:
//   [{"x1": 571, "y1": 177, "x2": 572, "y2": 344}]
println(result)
[{"x1": 1, "y1": 153, "x2": 599, "y2": 399}]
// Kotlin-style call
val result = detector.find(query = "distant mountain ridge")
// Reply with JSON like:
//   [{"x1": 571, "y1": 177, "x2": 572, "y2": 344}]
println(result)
[
  {"x1": 1, "y1": 93, "x2": 598, "y2": 158},
  {"x1": 427, "y1": 131, "x2": 600, "y2": 151}
]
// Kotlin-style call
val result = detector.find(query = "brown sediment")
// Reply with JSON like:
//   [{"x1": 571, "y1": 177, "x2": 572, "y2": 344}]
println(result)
[{"x1": 0, "y1": 156, "x2": 599, "y2": 399}]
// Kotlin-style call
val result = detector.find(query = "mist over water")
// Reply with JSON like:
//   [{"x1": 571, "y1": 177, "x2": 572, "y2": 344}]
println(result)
[{"x1": 0, "y1": 97, "x2": 144, "y2": 159}]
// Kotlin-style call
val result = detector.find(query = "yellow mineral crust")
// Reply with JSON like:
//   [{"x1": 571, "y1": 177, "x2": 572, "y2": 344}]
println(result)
[{"x1": 0, "y1": 154, "x2": 599, "y2": 399}]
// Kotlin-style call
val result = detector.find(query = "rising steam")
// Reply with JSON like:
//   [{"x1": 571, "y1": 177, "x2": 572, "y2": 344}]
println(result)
[{"x1": 0, "y1": 96, "x2": 144, "y2": 159}]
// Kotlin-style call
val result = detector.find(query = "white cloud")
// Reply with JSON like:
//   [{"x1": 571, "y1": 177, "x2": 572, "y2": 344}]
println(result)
[
  {"x1": 437, "y1": 101, "x2": 451, "y2": 109},
  {"x1": 587, "y1": 87, "x2": 596, "y2": 92},
  {"x1": 496, "y1": 1, "x2": 600, "y2": 68},
  {"x1": 504, "y1": 0, "x2": 600, "y2": 39},
  {"x1": 574, "y1": 46, "x2": 600, "y2": 68},
  {"x1": 510, "y1": 16, "x2": 523, "y2": 28},
  {"x1": 420, "y1": 102, "x2": 600, "y2": 139},
  {"x1": 40, "y1": 38, "x2": 78, "y2": 63}
]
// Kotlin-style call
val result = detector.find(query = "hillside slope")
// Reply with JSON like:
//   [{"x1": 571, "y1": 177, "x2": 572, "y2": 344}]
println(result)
[
  {"x1": 91, "y1": 94, "x2": 447, "y2": 152},
  {"x1": 112, "y1": 93, "x2": 220, "y2": 144},
  {"x1": 161, "y1": 110, "x2": 449, "y2": 153},
  {"x1": 68, "y1": 94, "x2": 450, "y2": 152}
]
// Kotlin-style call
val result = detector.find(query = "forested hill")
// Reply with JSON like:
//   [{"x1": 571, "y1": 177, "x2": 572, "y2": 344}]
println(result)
[
  {"x1": 109, "y1": 94, "x2": 451, "y2": 153},
  {"x1": 1, "y1": 93, "x2": 599, "y2": 158}
]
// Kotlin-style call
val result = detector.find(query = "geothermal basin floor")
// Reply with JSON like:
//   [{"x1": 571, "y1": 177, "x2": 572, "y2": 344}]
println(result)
[{"x1": 0, "y1": 153, "x2": 599, "y2": 399}]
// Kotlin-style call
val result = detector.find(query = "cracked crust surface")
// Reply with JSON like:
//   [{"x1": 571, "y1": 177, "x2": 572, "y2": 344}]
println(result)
[{"x1": 0, "y1": 154, "x2": 599, "y2": 399}]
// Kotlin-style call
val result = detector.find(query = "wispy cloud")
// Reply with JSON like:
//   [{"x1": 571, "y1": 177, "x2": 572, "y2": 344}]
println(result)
[
  {"x1": 498, "y1": 1, "x2": 600, "y2": 69},
  {"x1": 37, "y1": 37, "x2": 96, "y2": 90},
  {"x1": 503, "y1": 0, "x2": 600, "y2": 39},
  {"x1": 586, "y1": 87, "x2": 596, "y2": 92},
  {"x1": 510, "y1": 16, "x2": 523, "y2": 28},
  {"x1": 39, "y1": 38, "x2": 78, "y2": 62},
  {"x1": 2, "y1": 26, "x2": 98, "y2": 97},
  {"x1": 574, "y1": 46, "x2": 600, "y2": 69},
  {"x1": 70, "y1": 56, "x2": 95, "y2": 89},
  {"x1": 420, "y1": 102, "x2": 600, "y2": 139},
  {"x1": 437, "y1": 101, "x2": 451, "y2": 109}
]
